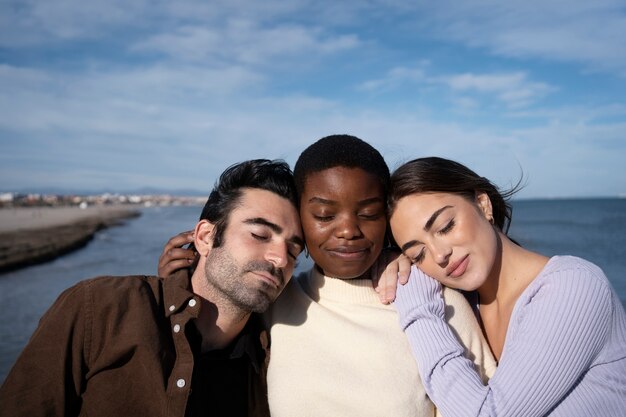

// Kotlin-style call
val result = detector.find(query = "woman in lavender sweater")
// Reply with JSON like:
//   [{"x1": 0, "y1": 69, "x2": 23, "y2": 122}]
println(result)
[{"x1": 388, "y1": 157, "x2": 626, "y2": 417}]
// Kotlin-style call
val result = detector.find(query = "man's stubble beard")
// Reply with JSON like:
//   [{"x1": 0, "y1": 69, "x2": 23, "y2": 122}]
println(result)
[{"x1": 203, "y1": 245, "x2": 285, "y2": 314}]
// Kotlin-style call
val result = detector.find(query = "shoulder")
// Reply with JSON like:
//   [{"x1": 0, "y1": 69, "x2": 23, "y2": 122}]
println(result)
[
  {"x1": 59, "y1": 275, "x2": 164, "y2": 312},
  {"x1": 542, "y1": 256, "x2": 607, "y2": 279},
  {"x1": 82, "y1": 274, "x2": 161, "y2": 288},
  {"x1": 517, "y1": 256, "x2": 616, "y2": 322},
  {"x1": 532, "y1": 256, "x2": 612, "y2": 297}
]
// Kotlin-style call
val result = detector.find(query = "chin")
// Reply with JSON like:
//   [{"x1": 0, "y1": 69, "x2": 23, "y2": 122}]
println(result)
[
  {"x1": 443, "y1": 277, "x2": 481, "y2": 292},
  {"x1": 325, "y1": 266, "x2": 370, "y2": 279}
]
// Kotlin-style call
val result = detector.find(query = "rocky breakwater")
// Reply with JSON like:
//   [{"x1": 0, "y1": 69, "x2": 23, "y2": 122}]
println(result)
[{"x1": 0, "y1": 206, "x2": 141, "y2": 273}]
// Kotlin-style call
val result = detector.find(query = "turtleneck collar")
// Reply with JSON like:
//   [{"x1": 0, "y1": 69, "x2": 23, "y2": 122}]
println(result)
[{"x1": 298, "y1": 266, "x2": 384, "y2": 305}]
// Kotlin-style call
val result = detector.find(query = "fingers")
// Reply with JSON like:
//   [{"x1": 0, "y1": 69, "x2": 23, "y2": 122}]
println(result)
[
  {"x1": 397, "y1": 254, "x2": 412, "y2": 285},
  {"x1": 381, "y1": 261, "x2": 399, "y2": 304},
  {"x1": 158, "y1": 257, "x2": 195, "y2": 277},
  {"x1": 373, "y1": 250, "x2": 412, "y2": 304},
  {"x1": 158, "y1": 231, "x2": 195, "y2": 277},
  {"x1": 164, "y1": 230, "x2": 194, "y2": 253}
]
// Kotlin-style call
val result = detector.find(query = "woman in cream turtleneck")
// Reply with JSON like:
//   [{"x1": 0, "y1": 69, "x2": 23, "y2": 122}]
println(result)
[{"x1": 159, "y1": 135, "x2": 496, "y2": 416}]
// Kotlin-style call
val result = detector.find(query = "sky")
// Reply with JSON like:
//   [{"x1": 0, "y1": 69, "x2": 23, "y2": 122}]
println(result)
[{"x1": 1, "y1": 0, "x2": 625, "y2": 199}]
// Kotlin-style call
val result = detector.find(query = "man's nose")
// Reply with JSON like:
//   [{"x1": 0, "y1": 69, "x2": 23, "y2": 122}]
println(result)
[{"x1": 265, "y1": 241, "x2": 289, "y2": 269}]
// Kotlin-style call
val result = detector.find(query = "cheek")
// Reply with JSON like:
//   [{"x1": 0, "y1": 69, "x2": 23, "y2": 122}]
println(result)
[
  {"x1": 390, "y1": 215, "x2": 413, "y2": 247},
  {"x1": 301, "y1": 217, "x2": 328, "y2": 248},
  {"x1": 362, "y1": 219, "x2": 387, "y2": 246},
  {"x1": 417, "y1": 259, "x2": 441, "y2": 281},
  {"x1": 477, "y1": 223, "x2": 499, "y2": 268}
]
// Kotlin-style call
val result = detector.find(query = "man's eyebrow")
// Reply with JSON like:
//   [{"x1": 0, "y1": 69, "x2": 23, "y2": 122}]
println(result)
[
  {"x1": 424, "y1": 205, "x2": 453, "y2": 231},
  {"x1": 400, "y1": 205, "x2": 453, "y2": 253},
  {"x1": 244, "y1": 217, "x2": 282, "y2": 233},
  {"x1": 244, "y1": 217, "x2": 305, "y2": 250}
]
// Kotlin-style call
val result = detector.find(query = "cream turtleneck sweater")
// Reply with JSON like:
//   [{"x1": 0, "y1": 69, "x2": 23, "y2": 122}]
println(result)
[{"x1": 266, "y1": 267, "x2": 496, "y2": 417}]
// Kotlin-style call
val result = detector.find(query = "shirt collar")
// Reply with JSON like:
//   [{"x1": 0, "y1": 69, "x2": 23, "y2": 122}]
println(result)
[
  {"x1": 230, "y1": 314, "x2": 267, "y2": 373},
  {"x1": 163, "y1": 268, "x2": 199, "y2": 319}
]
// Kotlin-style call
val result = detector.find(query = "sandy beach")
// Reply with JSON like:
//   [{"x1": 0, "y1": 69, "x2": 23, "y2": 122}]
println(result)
[{"x1": 0, "y1": 206, "x2": 141, "y2": 272}]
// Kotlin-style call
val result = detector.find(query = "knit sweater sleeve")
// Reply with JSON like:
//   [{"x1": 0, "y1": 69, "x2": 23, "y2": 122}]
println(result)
[{"x1": 394, "y1": 262, "x2": 613, "y2": 417}]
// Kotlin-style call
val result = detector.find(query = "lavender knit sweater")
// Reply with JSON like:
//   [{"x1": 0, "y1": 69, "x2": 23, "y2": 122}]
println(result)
[{"x1": 394, "y1": 256, "x2": 626, "y2": 417}]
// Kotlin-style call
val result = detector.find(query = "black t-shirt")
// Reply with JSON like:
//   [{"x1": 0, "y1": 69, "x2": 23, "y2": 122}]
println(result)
[{"x1": 185, "y1": 319, "x2": 262, "y2": 417}]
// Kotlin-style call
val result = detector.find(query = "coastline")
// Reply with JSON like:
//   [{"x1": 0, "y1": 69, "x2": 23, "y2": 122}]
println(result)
[{"x1": 0, "y1": 206, "x2": 141, "y2": 273}]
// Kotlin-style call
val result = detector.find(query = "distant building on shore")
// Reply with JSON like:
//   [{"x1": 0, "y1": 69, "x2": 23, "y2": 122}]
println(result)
[{"x1": 0, "y1": 192, "x2": 205, "y2": 208}]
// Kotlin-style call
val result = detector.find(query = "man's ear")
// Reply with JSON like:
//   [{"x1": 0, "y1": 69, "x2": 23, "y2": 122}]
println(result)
[
  {"x1": 194, "y1": 220, "x2": 215, "y2": 257},
  {"x1": 475, "y1": 191, "x2": 494, "y2": 223}
]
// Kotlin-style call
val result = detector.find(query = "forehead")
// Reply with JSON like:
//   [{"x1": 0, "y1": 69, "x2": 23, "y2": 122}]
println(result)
[
  {"x1": 399, "y1": 192, "x2": 455, "y2": 207},
  {"x1": 391, "y1": 192, "x2": 477, "y2": 226},
  {"x1": 302, "y1": 167, "x2": 384, "y2": 200},
  {"x1": 229, "y1": 188, "x2": 301, "y2": 232}
]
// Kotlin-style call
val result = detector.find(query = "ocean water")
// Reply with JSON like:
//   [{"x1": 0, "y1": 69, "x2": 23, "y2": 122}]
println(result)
[{"x1": 1, "y1": 198, "x2": 625, "y2": 382}]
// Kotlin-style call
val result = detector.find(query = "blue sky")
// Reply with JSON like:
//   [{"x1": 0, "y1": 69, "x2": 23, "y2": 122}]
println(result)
[{"x1": 1, "y1": 0, "x2": 625, "y2": 198}]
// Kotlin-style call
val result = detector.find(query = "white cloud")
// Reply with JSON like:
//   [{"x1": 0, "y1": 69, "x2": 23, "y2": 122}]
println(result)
[
  {"x1": 442, "y1": 72, "x2": 555, "y2": 108},
  {"x1": 357, "y1": 65, "x2": 427, "y2": 92},
  {"x1": 359, "y1": 67, "x2": 554, "y2": 108},
  {"x1": 403, "y1": 0, "x2": 626, "y2": 75},
  {"x1": 132, "y1": 20, "x2": 359, "y2": 66}
]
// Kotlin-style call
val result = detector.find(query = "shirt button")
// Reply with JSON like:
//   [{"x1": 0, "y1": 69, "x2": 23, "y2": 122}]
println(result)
[
  {"x1": 176, "y1": 378, "x2": 186, "y2": 388},
  {"x1": 188, "y1": 299, "x2": 197, "y2": 308},
  {"x1": 173, "y1": 324, "x2": 181, "y2": 333},
  {"x1": 169, "y1": 305, "x2": 176, "y2": 312}
]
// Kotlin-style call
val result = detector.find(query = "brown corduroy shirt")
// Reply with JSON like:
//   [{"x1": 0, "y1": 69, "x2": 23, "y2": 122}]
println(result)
[{"x1": 0, "y1": 270, "x2": 270, "y2": 417}]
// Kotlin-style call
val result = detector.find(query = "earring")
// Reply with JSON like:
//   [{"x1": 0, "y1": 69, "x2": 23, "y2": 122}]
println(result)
[{"x1": 488, "y1": 215, "x2": 494, "y2": 225}]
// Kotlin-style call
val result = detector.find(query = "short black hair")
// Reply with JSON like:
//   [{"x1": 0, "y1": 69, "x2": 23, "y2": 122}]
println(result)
[
  {"x1": 293, "y1": 134, "x2": 390, "y2": 197},
  {"x1": 199, "y1": 159, "x2": 298, "y2": 247}
]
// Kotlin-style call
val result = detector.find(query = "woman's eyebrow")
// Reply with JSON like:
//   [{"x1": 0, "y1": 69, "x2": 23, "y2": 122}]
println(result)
[
  {"x1": 307, "y1": 196, "x2": 383, "y2": 206},
  {"x1": 357, "y1": 197, "x2": 384, "y2": 207},
  {"x1": 400, "y1": 205, "x2": 453, "y2": 252},
  {"x1": 424, "y1": 205, "x2": 453, "y2": 231},
  {"x1": 307, "y1": 197, "x2": 336, "y2": 205}
]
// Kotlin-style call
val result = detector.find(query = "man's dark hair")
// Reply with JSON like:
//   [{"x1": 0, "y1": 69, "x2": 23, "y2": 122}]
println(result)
[
  {"x1": 199, "y1": 159, "x2": 298, "y2": 247},
  {"x1": 293, "y1": 134, "x2": 390, "y2": 198}
]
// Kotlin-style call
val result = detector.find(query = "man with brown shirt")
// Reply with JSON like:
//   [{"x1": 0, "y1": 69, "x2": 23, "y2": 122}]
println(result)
[{"x1": 0, "y1": 159, "x2": 304, "y2": 417}]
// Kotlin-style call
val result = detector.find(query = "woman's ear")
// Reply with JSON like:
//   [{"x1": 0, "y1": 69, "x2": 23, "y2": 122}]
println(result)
[
  {"x1": 194, "y1": 220, "x2": 215, "y2": 257},
  {"x1": 475, "y1": 192, "x2": 494, "y2": 223}
]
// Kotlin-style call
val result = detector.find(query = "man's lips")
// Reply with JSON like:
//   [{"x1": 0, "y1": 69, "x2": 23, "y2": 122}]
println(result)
[
  {"x1": 250, "y1": 271, "x2": 282, "y2": 288},
  {"x1": 446, "y1": 254, "x2": 469, "y2": 278}
]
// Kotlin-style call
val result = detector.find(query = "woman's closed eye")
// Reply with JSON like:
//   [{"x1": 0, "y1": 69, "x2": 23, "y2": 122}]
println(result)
[
  {"x1": 358, "y1": 211, "x2": 383, "y2": 220},
  {"x1": 313, "y1": 214, "x2": 334, "y2": 222},
  {"x1": 438, "y1": 219, "x2": 455, "y2": 235},
  {"x1": 411, "y1": 249, "x2": 425, "y2": 264}
]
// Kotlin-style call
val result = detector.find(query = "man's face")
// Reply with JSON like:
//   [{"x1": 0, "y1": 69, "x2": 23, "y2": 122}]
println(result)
[{"x1": 203, "y1": 188, "x2": 304, "y2": 313}]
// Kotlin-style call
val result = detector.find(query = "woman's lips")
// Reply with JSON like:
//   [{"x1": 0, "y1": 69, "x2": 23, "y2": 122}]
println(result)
[
  {"x1": 326, "y1": 246, "x2": 370, "y2": 260},
  {"x1": 446, "y1": 254, "x2": 469, "y2": 278}
]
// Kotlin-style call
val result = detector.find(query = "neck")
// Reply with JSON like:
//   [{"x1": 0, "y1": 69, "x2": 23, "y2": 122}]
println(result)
[
  {"x1": 477, "y1": 232, "x2": 548, "y2": 307},
  {"x1": 190, "y1": 268, "x2": 251, "y2": 352}
]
